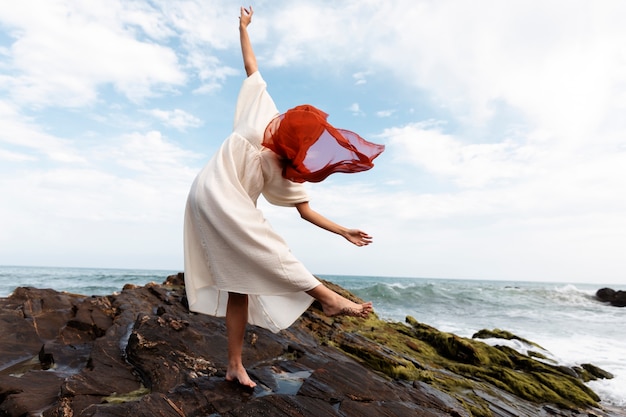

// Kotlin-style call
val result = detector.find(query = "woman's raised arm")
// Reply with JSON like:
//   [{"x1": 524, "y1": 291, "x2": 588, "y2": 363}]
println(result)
[{"x1": 239, "y1": 6, "x2": 258, "y2": 76}]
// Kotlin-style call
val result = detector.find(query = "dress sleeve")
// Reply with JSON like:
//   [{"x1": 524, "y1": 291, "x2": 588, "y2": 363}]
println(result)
[
  {"x1": 260, "y1": 148, "x2": 309, "y2": 207},
  {"x1": 233, "y1": 71, "x2": 279, "y2": 148}
]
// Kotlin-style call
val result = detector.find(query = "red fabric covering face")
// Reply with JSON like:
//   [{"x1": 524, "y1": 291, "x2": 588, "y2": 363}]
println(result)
[{"x1": 263, "y1": 105, "x2": 385, "y2": 183}]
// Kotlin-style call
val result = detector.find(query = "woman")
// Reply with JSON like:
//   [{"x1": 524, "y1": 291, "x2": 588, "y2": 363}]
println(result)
[{"x1": 183, "y1": 6, "x2": 384, "y2": 388}]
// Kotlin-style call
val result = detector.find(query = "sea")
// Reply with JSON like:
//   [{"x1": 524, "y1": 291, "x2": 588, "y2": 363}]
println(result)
[{"x1": 0, "y1": 265, "x2": 624, "y2": 410}]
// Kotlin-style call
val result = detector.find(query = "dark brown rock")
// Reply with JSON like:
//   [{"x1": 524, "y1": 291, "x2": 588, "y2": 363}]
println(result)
[
  {"x1": 596, "y1": 287, "x2": 626, "y2": 307},
  {"x1": 613, "y1": 291, "x2": 626, "y2": 307},
  {"x1": 0, "y1": 371, "x2": 64, "y2": 416},
  {"x1": 596, "y1": 287, "x2": 617, "y2": 302}
]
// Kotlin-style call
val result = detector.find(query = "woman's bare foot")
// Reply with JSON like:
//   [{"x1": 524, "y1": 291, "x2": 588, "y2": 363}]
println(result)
[
  {"x1": 225, "y1": 364, "x2": 257, "y2": 388},
  {"x1": 324, "y1": 298, "x2": 373, "y2": 319},
  {"x1": 307, "y1": 284, "x2": 373, "y2": 319}
]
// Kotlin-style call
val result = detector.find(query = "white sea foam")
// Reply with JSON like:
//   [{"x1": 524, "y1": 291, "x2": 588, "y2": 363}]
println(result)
[
  {"x1": 477, "y1": 337, "x2": 556, "y2": 361},
  {"x1": 539, "y1": 333, "x2": 626, "y2": 408},
  {"x1": 549, "y1": 284, "x2": 598, "y2": 306},
  {"x1": 588, "y1": 377, "x2": 626, "y2": 408}
]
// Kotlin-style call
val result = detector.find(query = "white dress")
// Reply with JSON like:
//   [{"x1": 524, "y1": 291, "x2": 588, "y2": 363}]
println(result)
[{"x1": 183, "y1": 71, "x2": 320, "y2": 333}]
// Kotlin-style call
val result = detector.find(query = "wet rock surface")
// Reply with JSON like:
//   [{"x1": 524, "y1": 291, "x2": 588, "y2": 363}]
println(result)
[{"x1": 0, "y1": 274, "x2": 623, "y2": 417}]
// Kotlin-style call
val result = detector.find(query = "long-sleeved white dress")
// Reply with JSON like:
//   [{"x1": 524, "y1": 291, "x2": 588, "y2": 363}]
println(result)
[{"x1": 183, "y1": 71, "x2": 320, "y2": 333}]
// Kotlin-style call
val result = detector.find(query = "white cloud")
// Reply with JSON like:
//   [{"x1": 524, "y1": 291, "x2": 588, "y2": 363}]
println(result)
[
  {"x1": 258, "y1": 1, "x2": 626, "y2": 143},
  {"x1": 264, "y1": 2, "x2": 359, "y2": 68},
  {"x1": 353, "y1": 71, "x2": 370, "y2": 85},
  {"x1": 385, "y1": 121, "x2": 533, "y2": 188},
  {"x1": 146, "y1": 108, "x2": 203, "y2": 131},
  {"x1": 0, "y1": 100, "x2": 86, "y2": 163},
  {"x1": 1, "y1": 128, "x2": 200, "y2": 221},
  {"x1": 361, "y1": 1, "x2": 626, "y2": 141},
  {"x1": 186, "y1": 52, "x2": 238, "y2": 94},
  {"x1": 0, "y1": 148, "x2": 36, "y2": 162},
  {"x1": 381, "y1": 117, "x2": 626, "y2": 217},
  {"x1": 348, "y1": 103, "x2": 364, "y2": 116},
  {"x1": 376, "y1": 109, "x2": 395, "y2": 118},
  {"x1": 111, "y1": 130, "x2": 201, "y2": 177},
  {"x1": 0, "y1": 127, "x2": 202, "y2": 268},
  {"x1": 0, "y1": 0, "x2": 186, "y2": 107},
  {"x1": 156, "y1": 0, "x2": 235, "y2": 49}
]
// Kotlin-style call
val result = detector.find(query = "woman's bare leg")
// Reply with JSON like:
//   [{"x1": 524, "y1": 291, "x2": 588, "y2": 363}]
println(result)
[
  {"x1": 225, "y1": 292, "x2": 256, "y2": 388},
  {"x1": 306, "y1": 284, "x2": 373, "y2": 318}
]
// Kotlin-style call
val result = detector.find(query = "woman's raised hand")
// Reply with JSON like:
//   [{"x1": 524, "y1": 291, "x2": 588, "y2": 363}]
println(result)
[
  {"x1": 240, "y1": 6, "x2": 253, "y2": 28},
  {"x1": 239, "y1": 6, "x2": 257, "y2": 76}
]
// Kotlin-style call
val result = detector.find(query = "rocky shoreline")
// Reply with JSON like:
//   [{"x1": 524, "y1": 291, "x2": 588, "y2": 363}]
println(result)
[{"x1": 0, "y1": 273, "x2": 623, "y2": 417}]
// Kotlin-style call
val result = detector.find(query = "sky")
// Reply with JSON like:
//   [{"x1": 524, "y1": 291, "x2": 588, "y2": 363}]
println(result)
[{"x1": 1, "y1": 0, "x2": 625, "y2": 285}]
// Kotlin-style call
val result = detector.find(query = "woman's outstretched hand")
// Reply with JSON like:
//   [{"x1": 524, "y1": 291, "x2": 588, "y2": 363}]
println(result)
[
  {"x1": 295, "y1": 202, "x2": 375, "y2": 247},
  {"x1": 343, "y1": 229, "x2": 373, "y2": 247},
  {"x1": 240, "y1": 6, "x2": 253, "y2": 28}
]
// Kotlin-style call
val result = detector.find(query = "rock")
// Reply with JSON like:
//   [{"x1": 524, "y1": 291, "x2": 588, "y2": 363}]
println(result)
[
  {"x1": 472, "y1": 328, "x2": 545, "y2": 350},
  {"x1": 596, "y1": 287, "x2": 626, "y2": 307},
  {"x1": 0, "y1": 276, "x2": 623, "y2": 417},
  {"x1": 596, "y1": 287, "x2": 616, "y2": 302},
  {"x1": 609, "y1": 291, "x2": 626, "y2": 307},
  {"x1": 580, "y1": 363, "x2": 615, "y2": 380}
]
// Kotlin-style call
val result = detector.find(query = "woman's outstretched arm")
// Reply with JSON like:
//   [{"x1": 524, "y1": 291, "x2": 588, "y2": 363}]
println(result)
[
  {"x1": 239, "y1": 6, "x2": 257, "y2": 76},
  {"x1": 295, "y1": 202, "x2": 373, "y2": 247}
]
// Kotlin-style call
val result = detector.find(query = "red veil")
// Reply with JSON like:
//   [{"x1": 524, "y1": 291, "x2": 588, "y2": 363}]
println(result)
[{"x1": 262, "y1": 105, "x2": 385, "y2": 183}]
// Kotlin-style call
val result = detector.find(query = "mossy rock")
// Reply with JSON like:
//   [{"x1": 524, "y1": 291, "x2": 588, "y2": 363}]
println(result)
[
  {"x1": 310, "y1": 281, "x2": 610, "y2": 414},
  {"x1": 576, "y1": 363, "x2": 615, "y2": 381},
  {"x1": 472, "y1": 328, "x2": 545, "y2": 350},
  {"x1": 527, "y1": 350, "x2": 552, "y2": 362}
]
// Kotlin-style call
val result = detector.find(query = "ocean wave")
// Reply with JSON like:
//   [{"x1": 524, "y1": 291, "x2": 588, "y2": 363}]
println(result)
[
  {"x1": 0, "y1": 266, "x2": 176, "y2": 297},
  {"x1": 548, "y1": 284, "x2": 597, "y2": 305}
]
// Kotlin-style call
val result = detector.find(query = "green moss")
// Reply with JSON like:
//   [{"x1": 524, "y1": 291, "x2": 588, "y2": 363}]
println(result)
[
  {"x1": 465, "y1": 403, "x2": 493, "y2": 417},
  {"x1": 333, "y1": 329, "x2": 422, "y2": 380},
  {"x1": 102, "y1": 386, "x2": 150, "y2": 404},
  {"x1": 474, "y1": 367, "x2": 563, "y2": 404},
  {"x1": 532, "y1": 372, "x2": 600, "y2": 406},
  {"x1": 413, "y1": 369, "x2": 437, "y2": 383}
]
